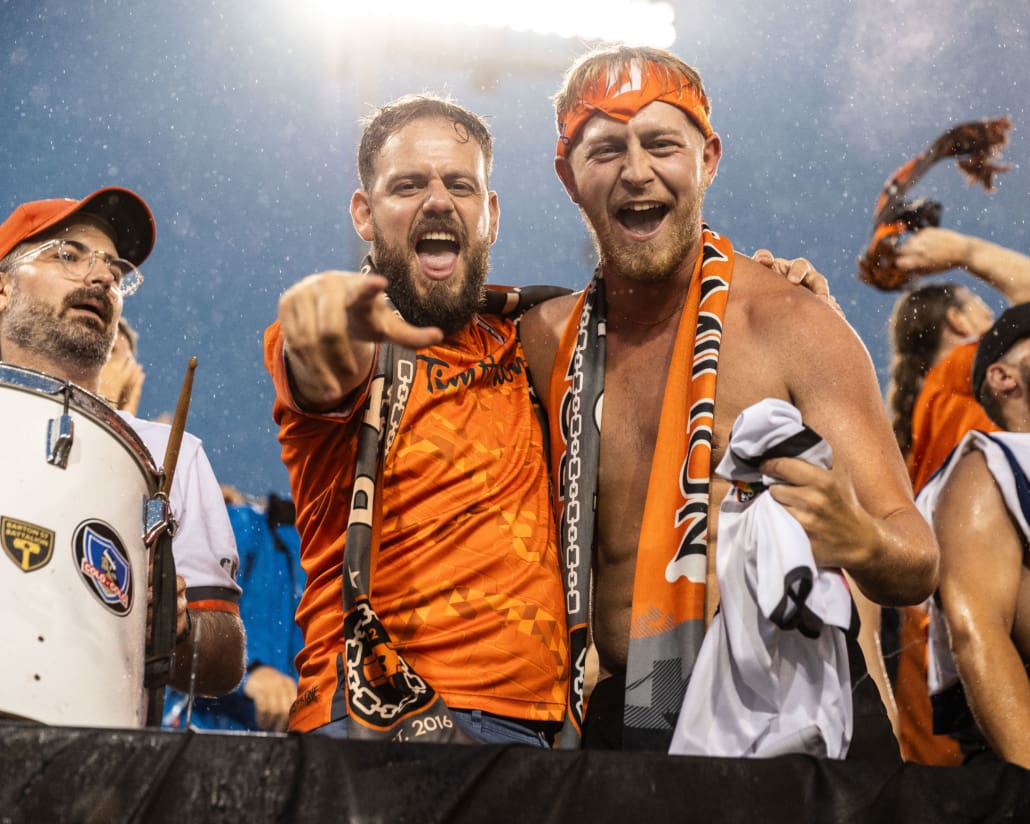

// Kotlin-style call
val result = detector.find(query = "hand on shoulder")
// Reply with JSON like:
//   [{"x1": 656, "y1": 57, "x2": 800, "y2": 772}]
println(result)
[{"x1": 751, "y1": 248, "x2": 843, "y2": 317}]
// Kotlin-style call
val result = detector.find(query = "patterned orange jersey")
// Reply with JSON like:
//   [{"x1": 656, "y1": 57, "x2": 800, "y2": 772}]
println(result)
[
  {"x1": 265, "y1": 315, "x2": 568, "y2": 732},
  {"x1": 908, "y1": 340, "x2": 999, "y2": 494}
]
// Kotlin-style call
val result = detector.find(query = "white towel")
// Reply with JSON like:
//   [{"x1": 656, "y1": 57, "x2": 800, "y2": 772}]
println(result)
[{"x1": 669, "y1": 398, "x2": 853, "y2": 758}]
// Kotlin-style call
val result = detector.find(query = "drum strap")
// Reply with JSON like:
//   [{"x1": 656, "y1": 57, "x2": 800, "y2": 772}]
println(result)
[{"x1": 144, "y1": 520, "x2": 178, "y2": 726}]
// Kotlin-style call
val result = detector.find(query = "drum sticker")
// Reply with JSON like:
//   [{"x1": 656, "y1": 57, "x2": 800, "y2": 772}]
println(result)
[
  {"x1": 72, "y1": 521, "x2": 133, "y2": 615},
  {"x1": 1, "y1": 516, "x2": 55, "y2": 572}
]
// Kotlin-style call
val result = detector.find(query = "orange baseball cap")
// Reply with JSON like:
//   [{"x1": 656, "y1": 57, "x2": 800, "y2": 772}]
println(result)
[{"x1": 0, "y1": 187, "x2": 155, "y2": 265}]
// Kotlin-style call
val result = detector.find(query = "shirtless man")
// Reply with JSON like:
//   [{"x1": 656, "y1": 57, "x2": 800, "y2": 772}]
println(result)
[
  {"x1": 921, "y1": 304, "x2": 1030, "y2": 768},
  {"x1": 519, "y1": 45, "x2": 939, "y2": 752},
  {"x1": 267, "y1": 93, "x2": 830, "y2": 747}
]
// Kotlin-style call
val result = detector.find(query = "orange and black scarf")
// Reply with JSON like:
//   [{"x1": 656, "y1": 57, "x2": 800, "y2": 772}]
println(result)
[
  {"x1": 549, "y1": 224, "x2": 734, "y2": 750},
  {"x1": 857, "y1": 117, "x2": 1011, "y2": 291}
]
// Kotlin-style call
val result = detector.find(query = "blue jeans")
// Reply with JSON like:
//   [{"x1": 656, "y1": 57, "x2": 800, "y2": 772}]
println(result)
[{"x1": 311, "y1": 709, "x2": 550, "y2": 747}]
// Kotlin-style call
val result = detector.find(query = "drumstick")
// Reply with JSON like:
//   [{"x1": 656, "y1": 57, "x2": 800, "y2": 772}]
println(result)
[
  {"x1": 144, "y1": 356, "x2": 198, "y2": 727},
  {"x1": 160, "y1": 356, "x2": 198, "y2": 495}
]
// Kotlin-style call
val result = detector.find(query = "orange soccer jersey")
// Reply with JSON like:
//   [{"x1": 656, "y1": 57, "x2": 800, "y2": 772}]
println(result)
[
  {"x1": 908, "y1": 340, "x2": 999, "y2": 494},
  {"x1": 265, "y1": 315, "x2": 568, "y2": 733}
]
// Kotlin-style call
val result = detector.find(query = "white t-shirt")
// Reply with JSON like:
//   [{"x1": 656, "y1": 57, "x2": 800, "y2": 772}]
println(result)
[
  {"x1": 119, "y1": 412, "x2": 240, "y2": 608},
  {"x1": 917, "y1": 430, "x2": 1030, "y2": 696}
]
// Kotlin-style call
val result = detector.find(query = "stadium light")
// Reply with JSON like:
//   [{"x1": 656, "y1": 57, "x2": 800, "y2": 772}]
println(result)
[{"x1": 298, "y1": 0, "x2": 677, "y2": 48}]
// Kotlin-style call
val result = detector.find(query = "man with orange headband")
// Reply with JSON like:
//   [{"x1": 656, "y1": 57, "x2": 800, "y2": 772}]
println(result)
[
  {"x1": 519, "y1": 45, "x2": 938, "y2": 754},
  {"x1": 265, "y1": 93, "x2": 830, "y2": 748}
]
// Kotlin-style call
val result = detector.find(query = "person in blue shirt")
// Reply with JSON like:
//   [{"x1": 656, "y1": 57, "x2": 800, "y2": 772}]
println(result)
[{"x1": 164, "y1": 490, "x2": 304, "y2": 732}]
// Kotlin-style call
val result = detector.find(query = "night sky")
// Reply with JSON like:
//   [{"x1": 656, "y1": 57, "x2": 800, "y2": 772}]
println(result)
[{"x1": 3, "y1": 0, "x2": 1028, "y2": 497}]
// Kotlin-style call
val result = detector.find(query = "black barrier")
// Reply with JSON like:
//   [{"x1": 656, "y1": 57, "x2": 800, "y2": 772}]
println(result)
[{"x1": 1, "y1": 723, "x2": 1028, "y2": 822}]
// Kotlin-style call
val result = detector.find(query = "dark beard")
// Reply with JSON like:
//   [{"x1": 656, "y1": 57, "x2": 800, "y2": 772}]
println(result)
[
  {"x1": 4, "y1": 282, "x2": 116, "y2": 370},
  {"x1": 371, "y1": 219, "x2": 490, "y2": 337}
]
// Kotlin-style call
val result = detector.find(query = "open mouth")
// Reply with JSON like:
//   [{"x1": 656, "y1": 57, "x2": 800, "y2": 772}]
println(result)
[
  {"x1": 415, "y1": 230, "x2": 461, "y2": 279},
  {"x1": 616, "y1": 202, "x2": 669, "y2": 236},
  {"x1": 66, "y1": 300, "x2": 109, "y2": 324}
]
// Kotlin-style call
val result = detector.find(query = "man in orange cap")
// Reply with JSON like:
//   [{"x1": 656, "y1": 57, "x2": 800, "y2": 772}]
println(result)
[{"x1": 0, "y1": 188, "x2": 244, "y2": 702}]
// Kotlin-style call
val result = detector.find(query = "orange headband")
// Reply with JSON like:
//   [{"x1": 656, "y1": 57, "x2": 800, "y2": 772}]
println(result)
[{"x1": 556, "y1": 59, "x2": 713, "y2": 158}]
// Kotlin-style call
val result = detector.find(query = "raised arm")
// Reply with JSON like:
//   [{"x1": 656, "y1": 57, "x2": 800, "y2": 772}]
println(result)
[
  {"x1": 934, "y1": 450, "x2": 1030, "y2": 769},
  {"x1": 750, "y1": 266, "x2": 939, "y2": 604},
  {"x1": 895, "y1": 228, "x2": 1030, "y2": 305},
  {"x1": 277, "y1": 271, "x2": 443, "y2": 412}
]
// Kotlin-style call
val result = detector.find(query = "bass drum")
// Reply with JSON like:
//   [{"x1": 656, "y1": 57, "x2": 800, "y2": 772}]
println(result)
[{"x1": 0, "y1": 363, "x2": 159, "y2": 727}]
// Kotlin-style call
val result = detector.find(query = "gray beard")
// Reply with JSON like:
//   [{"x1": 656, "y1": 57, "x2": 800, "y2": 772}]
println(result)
[{"x1": 3, "y1": 282, "x2": 115, "y2": 371}]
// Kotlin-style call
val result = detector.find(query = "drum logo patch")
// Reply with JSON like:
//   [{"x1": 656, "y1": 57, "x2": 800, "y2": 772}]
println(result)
[
  {"x1": 72, "y1": 521, "x2": 133, "y2": 615},
  {"x1": 1, "y1": 516, "x2": 55, "y2": 572}
]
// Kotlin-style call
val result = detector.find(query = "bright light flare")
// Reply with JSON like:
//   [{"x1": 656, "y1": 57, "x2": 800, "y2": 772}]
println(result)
[{"x1": 298, "y1": 0, "x2": 676, "y2": 48}]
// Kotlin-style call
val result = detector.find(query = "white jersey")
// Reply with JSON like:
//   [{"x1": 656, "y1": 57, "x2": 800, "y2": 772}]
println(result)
[
  {"x1": 670, "y1": 398, "x2": 853, "y2": 759},
  {"x1": 917, "y1": 430, "x2": 1030, "y2": 697},
  {"x1": 119, "y1": 412, "x2": 240, "y2": 609}
]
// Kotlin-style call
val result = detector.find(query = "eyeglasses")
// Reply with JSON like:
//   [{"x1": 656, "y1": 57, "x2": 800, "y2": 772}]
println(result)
[{"x1": 3, "y1": 238, "x2": 144, "y2": 297}]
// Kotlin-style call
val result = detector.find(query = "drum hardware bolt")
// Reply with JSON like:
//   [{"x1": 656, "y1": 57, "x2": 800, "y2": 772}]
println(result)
[
  {"x1": 46, "y1": 414, "x2": 75, "y2": 468},
  {"x1": 46, "y1": 385, "x2": 76, "y2": 469}
]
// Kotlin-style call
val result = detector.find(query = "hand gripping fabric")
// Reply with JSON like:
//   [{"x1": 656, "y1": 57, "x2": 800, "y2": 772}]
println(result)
[{"x1": 670, "y1": 398, "x2": 853, "y2": 758}]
